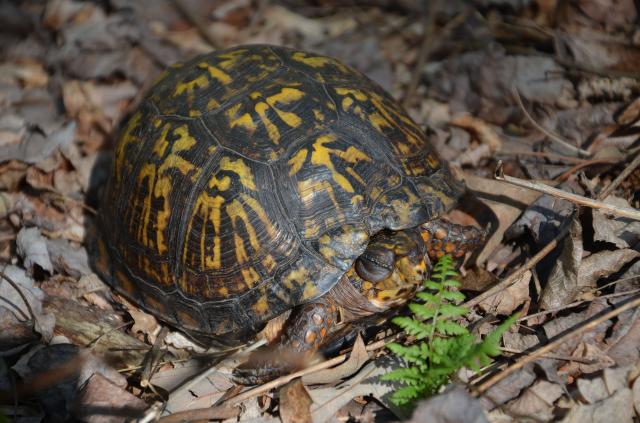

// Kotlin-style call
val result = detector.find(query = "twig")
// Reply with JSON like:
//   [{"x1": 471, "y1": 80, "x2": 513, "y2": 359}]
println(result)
[
  {"x1": 555, "y1": 158, "x2": 619, "y2": 182},
  {"x1": 495, "y1": 161, "x2": 640, "y2": 220},
  {"x1": 512, "y1": 86, "x2": 591, "y2": 157},
  {"x1": 597, "y1": 151, "x2": 640, "y2": 200},
  {"x1": 464, "y1": 225, "x2": 569, "y2": 309},
  {"x1": 474, "y1": 295, "x2": 640, "y2": 394},
  {"x1": 140, "y1": 326, "x2": 169, "y2": 388},
  {"x1": 156, "y1": 405, "x2": 239, "y2": 423},
  {"x1": 499, "y1": 150, "x2": 592, "y2": 164},
  {"x1": 499, "y1": 347, "x2": 596, "y2": 364},
  {"x1": 518, "y1": 287, "x2": 640, "y2": 323},
  {"x1": 217, "y1": 332, "x2": 401, "y2": 407}
]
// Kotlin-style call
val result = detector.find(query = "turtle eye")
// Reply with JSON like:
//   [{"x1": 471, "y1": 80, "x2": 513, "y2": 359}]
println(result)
[{"x1": 355, "y1": 247, "x2": 395, "y2": 282}]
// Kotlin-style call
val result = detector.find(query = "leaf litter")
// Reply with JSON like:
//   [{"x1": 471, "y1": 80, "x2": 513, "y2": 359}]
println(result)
[{"x1": 0, "y1": 0, "x2": 639, "y2": 422}]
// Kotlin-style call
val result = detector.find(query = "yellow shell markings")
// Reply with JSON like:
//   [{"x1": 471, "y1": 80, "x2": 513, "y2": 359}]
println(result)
[
  {"x1": 309, "y1": 134, "x2": 371, "y2": 193},
  {"x1": 131, "y1": 124, "x2": 199, "y2": 255},
  {"x1": 114, "y1": 110, "x2": 142, "y2": 184},
  {"x1": 183, "y1": 156, "x2": 266, "y2": 272},
  {"x1": 334, "y1": 87, "x2": 423, "y2": 155},
  {"x1": 291, "y1": 51, "x2": 351, "y2": 75},
  {"x1": 226, "y1": 87, "x2": 305, "y2": 145}
]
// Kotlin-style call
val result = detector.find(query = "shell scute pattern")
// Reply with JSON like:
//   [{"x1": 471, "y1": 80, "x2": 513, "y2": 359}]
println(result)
[{"x1": 100, "y1": 45, "x2": 464, "y2": 340}]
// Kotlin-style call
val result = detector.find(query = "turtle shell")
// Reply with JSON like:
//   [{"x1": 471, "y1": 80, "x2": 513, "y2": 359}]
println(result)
[{"x1": 96, "y1": 44, "x2": 464, "y2": 343}]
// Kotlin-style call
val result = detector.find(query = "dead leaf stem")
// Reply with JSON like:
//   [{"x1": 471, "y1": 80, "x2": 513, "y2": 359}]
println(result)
[
  {"x1": 512, "y1": 86, "x2": 591, "y2": 157},
  {"x1": 474, "y1": 295, "x2": 640, "y2": 395},
  {"x1": 464, "y1": 225, "x2": 569, "y2": 309},
  {"x1": 597, "y1": 151, "x2": 640, "y2": 200},
  {"x1": 495, "y1": 161, "x2": 640, "y2": 220}
]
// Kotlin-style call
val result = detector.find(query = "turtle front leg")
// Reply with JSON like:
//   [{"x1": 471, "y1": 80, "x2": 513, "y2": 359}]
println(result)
[
  {"x1": 233, "y1": 297, "x2": 339, "y2": 385},
  {"x1": 420, "y1": 220, "x2": 484, "y2": 263}
]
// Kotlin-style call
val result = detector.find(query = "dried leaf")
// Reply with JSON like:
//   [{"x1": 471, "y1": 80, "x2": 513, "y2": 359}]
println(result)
[
  {"x1": 307, "y1": 358, "x2": 396, "y2": 422},
  {"x1": 577, "y1": 249, "x2": 640, "y2": 294},
  {"x1": 75, "y1": 372, "x2": 147, "y2": 423},
  {"x1": 560, "y1": 387, "x2": 633, "y2": 423},
  {"x1": 505, "y1": 380, "x2": 563, "y2": 421},
  {"x1": 458, "y1": 171, "x2": 540, "y2": 267},
  {"x1": 592, "y1": 197, "x2": 640, "y2": 248},
  {"x1": 632, "y1": 376, "x2": 640, "y2": 417},
  {"x1": 279, "y1": 378, "x2": 312, "y2": 423},
  {"x1": 481, "y1": 365, "x2": 536, "y2": 409},
  {"x1": 540, "y1": 218, "x2": 582, "y2": 310},
  {"x1": 302, "y1": 334, "x2": 368, "y2": 384},
  {"x1": 407, "y1": 386, "x2": 489, "y2": 423},
  {"x1": 16, "y1": 227, "x2": 53, "y2": 274},
  {"x1": 478, "y1": 270, "x2": 530, "y2": 315},
  {"x1": 46, "y1": 238, "x2": 91, "y2": 278}
]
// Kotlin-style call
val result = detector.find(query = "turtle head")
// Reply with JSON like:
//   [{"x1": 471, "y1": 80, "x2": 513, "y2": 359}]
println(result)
[{"x1": 354, "y1": 229, "x2": 428, "y2": 309}]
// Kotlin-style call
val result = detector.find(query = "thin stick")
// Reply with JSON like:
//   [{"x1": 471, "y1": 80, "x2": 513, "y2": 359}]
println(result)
[
  {"x1": 555, "y1": 158, "x2": 619, "y2": 182},
  {"x1": 499, "y1": 347, "x2": 595, "y2": 364},
  {"x1": 495, "y1": 161, "x2": 640, "y2": 221},
  {"x1": 225, "y1": 334, "x2": 397, "y2": 406},
  {"x1": 518, "y1": 287, "x2": 640, "y2": 323},
  {"x1": 474, "y1": 295, "x2": 640, "y2": 394},
  {"x1": 598, "y1": 152, "x2": 640, "y2": 200},
  {"x1": 499, "y1": 150, "x2": 591, "y2": 164},
  {"x1": 464, "y1": 225, "x2": 569, "y2": 309},
  {"x1": 512, "y1": 87, "x2": 591, "y2": 157}
]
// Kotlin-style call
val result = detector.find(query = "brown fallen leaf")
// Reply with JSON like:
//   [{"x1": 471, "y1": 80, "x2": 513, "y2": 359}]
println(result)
[
  {"x1": 302, "y1": 334, "x2": 368, "y2": 385},
  {"x1": 561, "y1": 387, "x2": 633, "y2": 423},
  {"x1": 307, "y1": 358, "x2": 396, "y2": 422},
  {"x1": 16, "y1": 227, "x2": 53, "y2": 275},
  {"x1": 279, "y1": 378, "x2": 313, "y2": 423},
  {"x1": 505, "y1": 380, "x2": 563, "y2": 421},
  {"x1": 477, "y1": 270, "x2": 531, "y2": 315},
  {"x1": 74, "y1": 372, "x2": 147, "y2": 423},
  {"x1": 456, "y1": 170, "x2": 540, "y2": 267},
  {"x1": 632, "y1": 375, "x2": 640, "y2": 417},
  {"x1": 540, "y1": 217, "x2": 582, "y2": 310},
  {"x1": 407, "y1": 386, "x2": 489, "y2": 423}
]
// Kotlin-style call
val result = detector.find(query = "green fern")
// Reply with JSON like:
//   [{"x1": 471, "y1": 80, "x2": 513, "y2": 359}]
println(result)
[{"x1": 382, "y1": 255, "x2": 517, "y2": 406}]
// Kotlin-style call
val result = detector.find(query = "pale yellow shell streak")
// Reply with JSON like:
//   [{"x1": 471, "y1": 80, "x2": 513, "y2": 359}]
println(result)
[
  {"x1": 115, "y1": 111, "x2": 142, "y2": 184},
  {"x1": 185, "y1": 156, "x2": 262, "y2": 271},
  {"x1": 132, "y1": 124, "x2": 198, "y2": 255},
  {"x1": 227, "y1": 88, "x2": 305, "y2": 144},
  {"x1": 308, "y1": 134, "x2": 371, "y2": 193}
]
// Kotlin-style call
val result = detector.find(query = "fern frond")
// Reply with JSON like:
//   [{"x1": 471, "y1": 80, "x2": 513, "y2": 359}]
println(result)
[{"x1": 384, "y1": 254, "x2": 516, "y2": 406}]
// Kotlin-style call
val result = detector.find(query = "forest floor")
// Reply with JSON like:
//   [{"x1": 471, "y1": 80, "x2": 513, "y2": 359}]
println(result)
[{"x1": 1, "y1": 0, "x2": 640, "y2": 422}]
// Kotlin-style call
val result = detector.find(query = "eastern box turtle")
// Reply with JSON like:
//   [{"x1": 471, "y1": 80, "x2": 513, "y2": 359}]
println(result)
[{"x1": 95, "y1": 44, "x2": 481, "y2": 383}]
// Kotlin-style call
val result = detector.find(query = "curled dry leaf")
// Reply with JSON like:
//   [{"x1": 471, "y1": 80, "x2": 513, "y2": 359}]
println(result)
[
  {"x1": 279, "y1": 378, "x2": 313, "y2": 423},
  {"x1": 540, "y1": 218, "x2": 582, "y2": 310},
  {"x1": 458, "y1": 171, "x2": 540, "y2": 267},
  {"x1": 302, "y1": 334, "x2": 368, "y2": 385},
  {"x1": 75, "y1": 372, "x2": 147, "y2": 423},
  {"x1": 407, "y1": 386, "x2": 489, "y2": 423},
  {"x1": 307, "y1": 358, "x2": 396, "y2": 422},
  {"x1": 478, "y1": 270, "x2": 531, "y2": 315},
  {"x1": 505, "y1": 380, "x2": 563, "y2": 421},
  {"x1": 560, "y1": 387, "x2": 634, "y2": 423},
  {"x1": 0, "y1": 265, "x2": 55, "y2": 347},
  {"x1": 480, "y1": 364, "x2": 537, "y2": 410},
  {"x1": 16, "y1": 226, "x2": 53, "y2": 274},
  {"x1": 592, "y1": 196, "x2": 640, "y2": 248}
]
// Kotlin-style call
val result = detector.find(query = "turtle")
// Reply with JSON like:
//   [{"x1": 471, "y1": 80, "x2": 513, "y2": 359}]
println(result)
[{"x1": 94, "y1": 44, "x2": 482, "y2": 384}]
